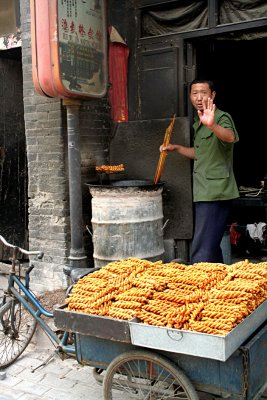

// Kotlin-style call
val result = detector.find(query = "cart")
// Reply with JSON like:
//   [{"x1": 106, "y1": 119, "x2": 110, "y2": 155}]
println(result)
[
  {"x1": 1, "y1": 234, "x2": 267, "y2": 399},
  {"x1": 54, "y1": 300, "x2": 267, "y2": 400}
]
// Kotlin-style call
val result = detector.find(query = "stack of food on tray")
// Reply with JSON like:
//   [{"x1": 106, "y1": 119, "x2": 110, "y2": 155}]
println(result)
[{"x1": 66, "y1": 258, "x2": 267, "y2": 336}]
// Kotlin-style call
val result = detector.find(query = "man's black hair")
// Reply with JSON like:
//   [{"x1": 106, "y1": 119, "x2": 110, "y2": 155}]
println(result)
[{"x1": 190, "y1": 79, "x2": 215, "y2": 92}]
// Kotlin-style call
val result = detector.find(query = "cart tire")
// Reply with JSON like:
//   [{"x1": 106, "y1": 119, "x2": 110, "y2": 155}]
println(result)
[
  {"x1": 0, "y1": 297, "x2": 37, "y2": 369},
  {"x1": 103, "y1": 350, "x2": 199, "y2": 400},
  {"x1": 92, "y1": 367, "x2": 105, "y2": 385}
]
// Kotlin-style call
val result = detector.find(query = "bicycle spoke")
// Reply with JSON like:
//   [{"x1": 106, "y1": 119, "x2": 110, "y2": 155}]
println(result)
[{"x1": 0, "y1": 300, "x2": 37, "y2": 369}]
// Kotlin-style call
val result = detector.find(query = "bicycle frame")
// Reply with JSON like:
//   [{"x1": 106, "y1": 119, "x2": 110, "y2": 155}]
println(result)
[{"x1": 4, "y1": 265, "x2": 76, "y2": 356}]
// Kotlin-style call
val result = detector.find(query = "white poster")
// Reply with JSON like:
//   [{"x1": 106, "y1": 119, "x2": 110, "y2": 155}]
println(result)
[{"x1": 58, "y1": 0, "x2": 107, "y2": 96}]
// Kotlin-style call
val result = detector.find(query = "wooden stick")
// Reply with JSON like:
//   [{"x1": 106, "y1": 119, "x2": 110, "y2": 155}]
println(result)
[{"x1": 154, "y1": 114, "x2": 176, "y2": 184}]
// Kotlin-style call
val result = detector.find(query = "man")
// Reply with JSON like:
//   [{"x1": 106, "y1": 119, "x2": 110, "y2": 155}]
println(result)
[{"x1": 160, "y1": 79, "x2": 239, "y2": 263}]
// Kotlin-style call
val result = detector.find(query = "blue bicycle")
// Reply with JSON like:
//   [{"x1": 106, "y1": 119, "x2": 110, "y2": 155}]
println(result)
[{"x1": 0, "y1": 234, "x2": 75, "y2": 369}]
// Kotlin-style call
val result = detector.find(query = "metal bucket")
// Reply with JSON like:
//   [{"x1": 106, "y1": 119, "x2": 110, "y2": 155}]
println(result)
[{"x1": 86, "y1": 180, "x2": 165, "y2": 268}]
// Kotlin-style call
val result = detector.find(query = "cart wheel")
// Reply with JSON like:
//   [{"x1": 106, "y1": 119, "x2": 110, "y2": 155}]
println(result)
[
  {"x1": 103, "y1": 350, "x2": 199, "y2": 400},
  {"x1": 93, "y1": 367, "x2": 105, "y2": 385},
  {"x1": 0, "y1": 298, "x2": 37, "y2": 369}
]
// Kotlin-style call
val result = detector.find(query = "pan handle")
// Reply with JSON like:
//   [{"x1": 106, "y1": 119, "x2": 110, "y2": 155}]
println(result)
[
  {"x1": 162, "y1": 219, "x2": 169, "y2": 231},
  {"x1": 86, "y1": 225, "x2": 93, "y2": 236}
]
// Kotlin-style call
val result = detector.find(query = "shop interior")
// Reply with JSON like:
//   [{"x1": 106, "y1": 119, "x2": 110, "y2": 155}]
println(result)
[{"x1": 194, "y1": 35, "x2": 267, "y2": 260}]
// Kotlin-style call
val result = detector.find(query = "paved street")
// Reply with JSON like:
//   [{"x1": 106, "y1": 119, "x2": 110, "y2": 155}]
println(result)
[
  {"x1": 0, "y1": 325, "x2": 267, "y2": 400},
  {"x1": 0, "y1": 345, "x2": 102, "y2": 400},
  {"x1": 0, "y1": 325, "x2": 104, "y2": 400}
]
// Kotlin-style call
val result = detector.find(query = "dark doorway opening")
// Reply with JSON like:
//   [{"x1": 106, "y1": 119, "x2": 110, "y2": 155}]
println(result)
[
  {"x1": 193, "y1": 36, "x2": 267, "y2": 259},
  {"x1": 0, "y1": 48, "x2": 27, "y2": 256},
  {"x1": 194, "y1": 36, "x2": 266, "y2": 189}
]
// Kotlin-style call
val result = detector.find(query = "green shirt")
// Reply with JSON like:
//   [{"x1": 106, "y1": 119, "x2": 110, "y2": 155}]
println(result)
[{"x1": 192, "y1": 108, "x2": 239, "y2": 202}]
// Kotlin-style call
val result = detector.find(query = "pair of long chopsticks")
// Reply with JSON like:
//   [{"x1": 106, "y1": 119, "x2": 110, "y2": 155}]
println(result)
[{"x1": 154, "y1": 114, "x2": 176, "y2": 184}]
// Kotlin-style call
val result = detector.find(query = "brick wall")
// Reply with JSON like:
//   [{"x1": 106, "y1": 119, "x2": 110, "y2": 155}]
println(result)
[{"x1": 20, "y1": 1, "x2": 111, "y2": 293}]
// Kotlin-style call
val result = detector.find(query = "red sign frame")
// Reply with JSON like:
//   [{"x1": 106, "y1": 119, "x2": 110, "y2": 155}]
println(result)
[{"x1": 31, "y1": 0, "x2": 108, "y2": 99}]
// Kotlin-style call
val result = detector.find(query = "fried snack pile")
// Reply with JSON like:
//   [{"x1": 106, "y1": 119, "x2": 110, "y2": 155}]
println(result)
[
  {"x1": 95, "y1": 164, "x2": 125, "y2": 174},
  {"x1": 66, "y1": 258, "x2": 267, "y2": 336}
]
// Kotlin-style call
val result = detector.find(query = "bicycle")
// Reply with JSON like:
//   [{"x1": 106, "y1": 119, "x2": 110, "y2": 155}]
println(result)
[
  {"x1": 0, "y1": 233, "x2": 205, "y2": 400},
  {"x1": 0, "y1": 234, "x2": 200, "y2": 399},
  {"x1": 0, "y1": 234, "x2": 76, "y2": 370}
]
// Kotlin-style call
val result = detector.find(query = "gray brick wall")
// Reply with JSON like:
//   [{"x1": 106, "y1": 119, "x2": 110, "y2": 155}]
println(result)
[{"x1": 20, "y1": 1, "x2": 111, "y2": 292}]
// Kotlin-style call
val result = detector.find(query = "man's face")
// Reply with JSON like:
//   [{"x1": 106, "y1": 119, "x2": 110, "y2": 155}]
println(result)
[{"x1": 190, "y1": 83, "x2": 215, "y2": 111}]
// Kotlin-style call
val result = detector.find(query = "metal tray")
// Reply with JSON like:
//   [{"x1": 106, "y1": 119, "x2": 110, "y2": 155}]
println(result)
[
  {"x1": 54, "y1": 305, "x2": 131, "y2": 343},
  {"x1": 54, "y1": 300, "x2": 267, "y2": 361},
  {"x1": 129, "y1": 299, "x2": 267, "y2": 361}
]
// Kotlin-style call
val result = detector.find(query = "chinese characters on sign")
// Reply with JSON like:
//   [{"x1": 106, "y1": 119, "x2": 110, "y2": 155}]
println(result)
[{"x1": 58, "y1": 0, "x2": 107, "y2": 96}]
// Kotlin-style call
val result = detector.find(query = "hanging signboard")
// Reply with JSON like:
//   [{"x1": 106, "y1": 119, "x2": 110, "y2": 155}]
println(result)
[
  {"x1": 50, "y1": 0, "x2": 108, "y2": 98},
  {"x1": 30, "y1": 0, "x2": 108, "y2": 99}
]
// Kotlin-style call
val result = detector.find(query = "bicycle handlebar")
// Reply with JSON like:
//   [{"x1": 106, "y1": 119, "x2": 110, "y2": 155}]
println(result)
[{"x1": 0, "y1": 235, "x2": 44, "y2": 260}]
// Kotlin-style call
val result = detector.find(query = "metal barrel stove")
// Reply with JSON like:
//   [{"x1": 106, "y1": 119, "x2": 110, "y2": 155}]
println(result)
[{"x1": 87, "y1": 179, "x2": 165, "y2": 268}]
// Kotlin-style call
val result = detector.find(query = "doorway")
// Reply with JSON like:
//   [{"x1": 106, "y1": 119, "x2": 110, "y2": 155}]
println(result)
[
  {"x1": 194, "y1": 36, "x2": 266, "y2": 188},
  {"x1": 0, "y1": 47, "x2": 27, "y2": 256},
  {"x1": 193, "y1": 36, "x2": 267, "y2": 259}
]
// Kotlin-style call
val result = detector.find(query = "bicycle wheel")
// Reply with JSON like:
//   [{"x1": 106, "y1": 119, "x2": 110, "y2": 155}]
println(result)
[
  {"x1": 103, "y1": 350, "x2": 199, "y2": 400},
  {"x1": 0, "y1": 297, "x2": 37, "y2": 369}
]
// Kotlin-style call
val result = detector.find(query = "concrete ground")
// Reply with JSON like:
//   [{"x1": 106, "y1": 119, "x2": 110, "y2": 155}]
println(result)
[{"x1": 0, "y1": 325, "x2": 103, "y2": 400}]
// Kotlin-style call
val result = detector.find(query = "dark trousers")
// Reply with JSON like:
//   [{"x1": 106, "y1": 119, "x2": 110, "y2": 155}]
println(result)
[{"x1": 190, "y1": 201, "x2": 231, "y2": 263}]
